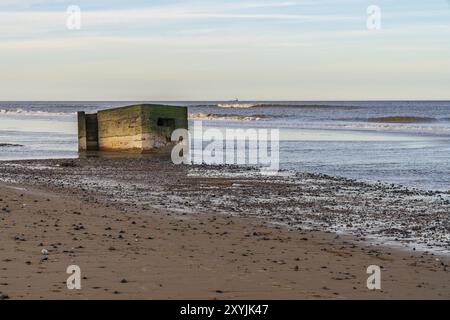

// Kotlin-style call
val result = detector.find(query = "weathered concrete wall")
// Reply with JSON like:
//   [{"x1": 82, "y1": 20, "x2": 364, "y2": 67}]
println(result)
[
  {"x1": 77, "y1": 112, "x2": 87, "y2": 151},
  {"x1": 95, "y1": 104, "x2": 188, "y2": 153},
  {"x1": 141, "y1": 105, "x2": 188, "y2": 151},
  {"x1": 97, "y1": 105, "x2": 144, "y2": 152},
  {"x1": 77, "y1": 112, "x2": 99, "y2": 152}
]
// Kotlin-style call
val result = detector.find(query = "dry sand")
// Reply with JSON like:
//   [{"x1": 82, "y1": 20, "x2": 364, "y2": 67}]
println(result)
[{"x1": 0, "y1": 157, "x2": 449, "y2": 300}]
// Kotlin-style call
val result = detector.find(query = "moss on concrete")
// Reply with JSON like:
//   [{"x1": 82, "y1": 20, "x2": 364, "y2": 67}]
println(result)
[{"x1": 81, "y1": 104, "x2": 188, "y2": 153}]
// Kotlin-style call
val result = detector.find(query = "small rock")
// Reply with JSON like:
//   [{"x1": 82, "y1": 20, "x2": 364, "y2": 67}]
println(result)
[{"x1": 0, "y1": 293, "x2": 10, "y2": 300}]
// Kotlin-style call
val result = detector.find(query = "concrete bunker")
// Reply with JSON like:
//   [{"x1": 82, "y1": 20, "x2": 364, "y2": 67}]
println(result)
[{"x1": 78, "y1": 104, "x2": 188, "y2": 153}]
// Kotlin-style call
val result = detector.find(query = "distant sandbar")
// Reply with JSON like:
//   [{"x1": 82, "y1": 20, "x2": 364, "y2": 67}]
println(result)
[
  {"x1": 0, "y1": 143, "x2": 24, "y2": 147},
  {"x1": 368, "y1": 116, "x2": 436, "y2": 123}
]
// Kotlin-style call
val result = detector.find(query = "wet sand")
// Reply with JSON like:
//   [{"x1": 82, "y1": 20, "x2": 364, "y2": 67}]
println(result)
[{"x1": 0, "y1": 157, "x2": 449, "y2": 299}]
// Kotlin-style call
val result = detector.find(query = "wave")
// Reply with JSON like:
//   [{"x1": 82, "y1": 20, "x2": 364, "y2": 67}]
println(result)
[
  {"x1": 368, "y1": 116, "x2": 437, "y2": 123},
  {"x1": 335, "y1": 116, "x2": 450, "y2": 124},
  {"x1": 325, "y1": 123, "x2": 450, "y2": 132},
  {"x1": 189, "y1": 113, "x2": 266, "y2": 121},
  {"x1": 0, "y1": 143, "x2": 24, "y2": 147},
  {"x1": 192, "y1": 103, "x2": 258, "y2": 109},
  {"x1": 216, "y1": 103, "x2": 258, "y2": 108},
  {"x1": 0, "y1": 108, "x2": 74, "y2": 116},
  {"x1": 194, "y1": 103, "x2": 361, "y2": 110},
  {"x1": 255, "y1": 104, "x2": 361, "y2": 109}
]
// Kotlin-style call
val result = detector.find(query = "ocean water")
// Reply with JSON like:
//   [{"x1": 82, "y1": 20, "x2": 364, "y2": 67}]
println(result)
[{"x1": 0, "y1": 101, "x2": 449, "y2": 191}]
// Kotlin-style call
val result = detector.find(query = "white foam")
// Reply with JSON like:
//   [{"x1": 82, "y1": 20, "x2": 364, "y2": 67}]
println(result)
[
  {"x1": 0, "y1": 108, "x2": 74, "y2": 116},
  {"x1": 216, "y1": 103, "x2": 258, "y2": 108},
  {"x1": 189, "y1": 113, "x2": 264, "y2": 121}
]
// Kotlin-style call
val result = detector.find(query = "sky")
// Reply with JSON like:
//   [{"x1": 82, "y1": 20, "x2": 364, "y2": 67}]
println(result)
[{"x1": 0, "y1": 0, "x2": 449, "y2": 101}]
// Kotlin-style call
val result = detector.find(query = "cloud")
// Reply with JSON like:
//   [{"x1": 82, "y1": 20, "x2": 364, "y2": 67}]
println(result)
[
  {"x1": 0, "y1": 34, "x2": 307, "y2": 51},
  {"x1": 0, "y1": 3, "x2": 359, "y2": 40},
  {"x1": 3, "y1": 3, "x2": 446, "y2": 37},
  {"x1": 0, "y1": 7, "x2": 356, "y2": 23},
  {"x1": 224, "y1": 1, "x2": 300, "y2": 9}
]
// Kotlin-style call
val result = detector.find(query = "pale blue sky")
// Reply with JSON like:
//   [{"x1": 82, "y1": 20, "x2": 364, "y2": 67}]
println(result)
[{"x1": 1, "y1": 0, "x2": 449, "y2": 100}]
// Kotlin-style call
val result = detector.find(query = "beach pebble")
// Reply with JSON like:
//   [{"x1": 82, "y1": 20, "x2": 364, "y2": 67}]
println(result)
[
  {"x1": 14, "y1": 235, "x2": 26, "y2": 242},
  {"x1": 0, "y1": 293, "x2": 10, "y2": 300}
]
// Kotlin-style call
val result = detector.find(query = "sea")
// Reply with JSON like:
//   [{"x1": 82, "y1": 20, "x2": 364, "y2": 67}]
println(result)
[{"x1": 0, "y1": 101, "x2": 449, "y2": 192}]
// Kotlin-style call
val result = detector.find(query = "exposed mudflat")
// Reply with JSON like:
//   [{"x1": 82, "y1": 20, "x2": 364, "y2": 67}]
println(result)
[{"x1": 0, "y1": 156, "x2": 449, "y2": 256}]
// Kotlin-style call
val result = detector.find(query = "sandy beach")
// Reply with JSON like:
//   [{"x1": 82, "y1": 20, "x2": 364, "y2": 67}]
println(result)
[
  {"x1": 2, "y1": 0, "x2": 449, "y2": 304},
  {"x1": 0, "y1": 156, "x2": 449, "y2": 300}
]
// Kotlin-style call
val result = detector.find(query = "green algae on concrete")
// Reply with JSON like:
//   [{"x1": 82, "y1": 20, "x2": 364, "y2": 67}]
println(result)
[{"x1": 78, "y1": 104, "x2": 188, "y2": 153}]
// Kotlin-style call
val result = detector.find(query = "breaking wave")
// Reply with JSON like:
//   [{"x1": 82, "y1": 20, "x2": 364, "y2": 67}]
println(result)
[
  {"x1": 189, "y1": 113, "x2": 267, "y2": 121},
  {"x1": 0, "y1": 108, "x2": 74, "y2": 116},
  {"x1": 194, "y1": 103, "x2": 361, "y2": 110},
  {"x1": 322, "y1": 123, "x2": 450, "y2": 133},
  {"x1": 0, "y1": 143, "x2": 24, "y2": 147},
  {"x1": 368, "y1": 116, "x2": 437, "y2": 123}
]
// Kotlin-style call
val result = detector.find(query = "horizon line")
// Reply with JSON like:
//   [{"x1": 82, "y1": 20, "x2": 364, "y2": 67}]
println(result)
[{"x1": 1, "y1": 99, "x2": 450, "y2": 103}]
